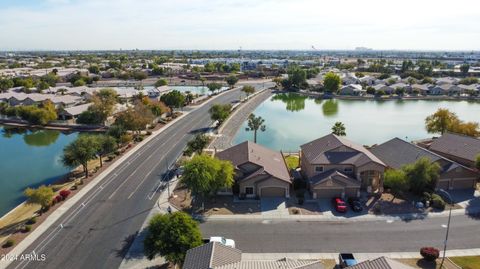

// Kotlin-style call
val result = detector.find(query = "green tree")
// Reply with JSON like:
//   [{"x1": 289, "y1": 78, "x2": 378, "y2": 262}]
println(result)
[
  {"x1": 73, "y1": 79, "x2": 86, "y2": 87},
  {"x1": 287, "y1": 66, "x2": 307, "y2": 89},
  {"x1": 62, "y1": 135, "x2": 100, "y2": 180},
  {"x1": 37, "y1": 81, "x2": 50, "y2": 92},
  {"x1": 88, "y1": 65, "x2": 100, "y2": 74},
  {"x1": 154, "y1": 78, "x2": 168, "y2": 87},
  {"x1": 225, "y1": 75, "x2": 239, "y2": 88},
  {"x1": 0, "y1": 78, "x2": 14, "y2": 92},
  {"x1": 114, "y1": 104, "x2": 154, "y2": 135},
  {"x1": 82, "y1": 88, "x2": 118, "y2": 125},
  {"x1": 460, "y1": 64, "x2": 470, "y2": 76},
  {"x1": 97, "y1": 135, "x2": 117, "y2": 167},
  {"x1": 143, "y1": 212, "x2": 203, "y2": 265},
  {"x1": 24, "y1": 185, "x2": 54, "y2": 212},
  {"x1": 241, "y1": 85, "x2": 255, "y2": 99},
  {"x1": 184, "y1": 134, "x2": 210, "y2": 156},
  {"x1": 384, "y1": 169, "x2": 409, "y2": 201},
  {"x1": 402, "y1": 157, "x2": 440, "y2": 195},
  {"x1": 475, "y1": 154, "x2": 480, "y2": 170},
  {"x1": 208, "y1": 104, "x2": 232, "y2": 125},
  {"x1": 246, "y1": 113, "x2": 266, "y2": 143},
  {"x1": 323, "y1": 72, "x2": 341, "y2": 93},
  {"x1": 181, "y1": 154, "x2": 235, "y2": 199},
  {"x1": 425, "y1": 108, "x2": 459, "y2": 135},
  {"x1": 331, "y1": 122, "x2": 346, "y2": 136},
  {"x1": 207, "y1": 82, "x2": 222, "y2": 94},
  {"x1": 160, "y1": 90, "x2": 185, "y2": 111}
]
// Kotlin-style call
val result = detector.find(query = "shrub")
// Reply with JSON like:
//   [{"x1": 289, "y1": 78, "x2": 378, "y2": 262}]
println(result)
[
  {"x1": 146, "y1": 131, "x2": 152, "y2": 135},
  {"x1": 293, "y1": 178, "x2": 307, "y2": 190},
  {"x1": 431, "y1": 194, "x2": 446, "y2": 210},
  {"x1": 2, "y1": 239, "x2": 15, "y2": 248},
  {"x1": 23, "y1": 225, "x2": 32, "y2": 233},
  {"x1": 26, "y1": 217, "x2": 37, "y2": 225},
  {"x1": 420, "y1": 247, "x2": 440, "y2": 261},
  {"x1": 59, "y1": 189, "x2": 71, "y2": 199},
  {"x1": 373, "y1": 204, "x2": 382, "y2": 215},
  {"x1": 54, "y1": 195, "x2": 63, "y2": 203}
]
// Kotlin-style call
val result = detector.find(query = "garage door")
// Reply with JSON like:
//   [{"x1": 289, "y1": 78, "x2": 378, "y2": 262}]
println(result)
[
  {"x1": 345, "y1": 188, "x2": 358, "y2": 198},
  {"x1": 452, "y1": 179, "x2": 475, "y2": 189},
  {"x1": 437, "y1": 180, "x2": 449, "y2": 190},
  {"x1": 260, "y1": 187, "x2": 285, "y2": 197},
  {"x1": 314, "y1": 188, "x2": 343, "y2": 199}
]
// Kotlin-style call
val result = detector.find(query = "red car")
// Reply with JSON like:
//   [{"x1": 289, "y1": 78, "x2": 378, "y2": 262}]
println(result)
[{"x1": 332, "y1": 197, "x2": 348, "y2": 213}]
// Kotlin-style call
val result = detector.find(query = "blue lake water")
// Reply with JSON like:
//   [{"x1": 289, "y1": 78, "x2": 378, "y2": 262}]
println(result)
[
  {"x1": 0, "y1": 126, "x2": 78, "y2": 217},
  {"x1": 233, "y1": 93, "x2": 480, "y2": 151}
]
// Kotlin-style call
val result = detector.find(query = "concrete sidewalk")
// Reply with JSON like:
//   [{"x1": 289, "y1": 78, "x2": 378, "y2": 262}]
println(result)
[
  {"x1": 242, "y1": 248, "x2": 480, "y2": 261},
  {"x1": 118, "y1": 179, "x2": 179, "y2": 269},
  {"x1": 201, "y1": 206, "x2": 480, "y2": 222}
]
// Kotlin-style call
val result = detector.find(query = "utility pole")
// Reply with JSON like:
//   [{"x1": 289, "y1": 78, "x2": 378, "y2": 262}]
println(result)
[{"x1": 438, "y1": 189, "x2": 453, "y2": 269}]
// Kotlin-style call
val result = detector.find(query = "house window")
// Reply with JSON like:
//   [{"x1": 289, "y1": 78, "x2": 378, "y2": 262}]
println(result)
[
  {"x1": 245, "y1": 187, "x2": 254, "y2": 195},
  {"x1": 315, "y1": 166, "x2": 324, "y2": 172},
  {"x1": 344, "y1": 167, "x2": 353, "y2": 173}
]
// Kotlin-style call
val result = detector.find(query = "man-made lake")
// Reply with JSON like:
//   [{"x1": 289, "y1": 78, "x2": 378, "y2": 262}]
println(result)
[
  {"x1": 233, "y1": 93, "x2": 480, "y2": 151},
  {"x1": 0, "y1": 126, "x2": 78, "y2": 217}
]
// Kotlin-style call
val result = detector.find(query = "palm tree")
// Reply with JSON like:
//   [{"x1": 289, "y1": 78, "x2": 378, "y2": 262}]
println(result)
[
  {"x1": 331, "y1": 121, "x2": 346, "y2": 136},
  {"x1": 245, "y1": 114, "x2": 266, "y2": 143}
]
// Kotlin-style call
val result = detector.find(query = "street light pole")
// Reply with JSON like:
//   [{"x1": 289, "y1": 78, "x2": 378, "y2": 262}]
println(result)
[{"x1": 438, "y1": 189, "x2": 453, "y2": 269}]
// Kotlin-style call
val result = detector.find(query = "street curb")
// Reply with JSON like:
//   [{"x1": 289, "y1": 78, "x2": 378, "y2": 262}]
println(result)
[
  {"x1": 199, "y1": 207, "x2": 477, "y2": 223},
  {"x1": 241, "y1": 248, "x2": 480, "y2": 261}
]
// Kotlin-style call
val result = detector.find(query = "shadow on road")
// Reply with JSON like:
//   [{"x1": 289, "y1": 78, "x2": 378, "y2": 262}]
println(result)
[
  {"x1": 115, "y1": 232, "x2": 137, "y2": 258},
  {"x1": 465, "y1": 196, "x2": 480, "y2": 220}
]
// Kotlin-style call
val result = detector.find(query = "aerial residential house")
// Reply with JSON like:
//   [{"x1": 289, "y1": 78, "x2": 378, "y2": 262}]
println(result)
[
  {"x1": 435, "y1": 77, "x2": 459, "y2": 85},
  {"x1": 58, "y1": 103, "x2": 92, "y2": 121},
  {"x1": 215, "y1": 141, "x2": 292, "y2": 198},
  {"x1": 339, "y1": 84, "x2": 366, "y2": 96},
  {"x1": 183, "y1": 242, "x2": 324, "y2": 269},
  {"x1": 389, "y1": 82, "x2": 411, "y2": 93},
  {"x1": 373, "y1": 84, "x2": 394, "y2": 95},
  {"x1": 341, "y1": 73, "x2": 359, "y2": 85},
  {"x1": 371, "y1": 138, "x2": 478, "y2": 190},
  {"x1": 419, "y1": 132, "x2": 480, "y2": 169},
  {"x1": 300, "y1": 134, "x2": 386, "y2": 199},
  {"x1": 457, "y1": 84, "x2": 479, "y2": 95},
  {"x1": 411, "y1": 84, "x2": 431, "y2": 95},
  {"x1": 359, "y1": 75, "x2": 376, "y2": 86},
  {"x1": 429, "y1": 84, "x2": 454, "y2": 95}
]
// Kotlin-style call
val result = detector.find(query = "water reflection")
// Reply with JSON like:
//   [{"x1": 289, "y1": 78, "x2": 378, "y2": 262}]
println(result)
[
  {"x1": 322, "y1": 100, "x2": 339, "y2": 116},
  {"x1": 271, "y1": 93, "x2": 308, "y2": 112},
  {"x1": 1, "y1": 127, "x2": 60, "y2": 147}
]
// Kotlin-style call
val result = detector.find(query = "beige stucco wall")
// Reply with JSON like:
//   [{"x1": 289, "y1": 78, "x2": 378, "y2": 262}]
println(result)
[{"x1": 239, "y1": 175, "x2": 290, "y2": 198}]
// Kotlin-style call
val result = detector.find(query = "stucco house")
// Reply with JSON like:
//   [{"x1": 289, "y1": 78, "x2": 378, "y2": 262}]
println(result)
[
  {"x1": 215, "y1": 141, "x2": 292, "y2": 198},
  {"x1": 339, "y1": 84, "x2": 366, "y2": 96},
  {"x1": 300, "y1": 134, "x2": 386, "y2": 199},
  {"x1": 419, "y1": 132, "x2": 480, "y2": 169},
  {"x1": 371, "y1": 138, "x2": 478, "y2": 190},
  {"x1": 183, "y1": 242, "x2": 324, "y2": 269}
]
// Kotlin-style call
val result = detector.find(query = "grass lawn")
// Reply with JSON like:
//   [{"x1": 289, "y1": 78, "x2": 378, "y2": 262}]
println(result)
[
  {"x1": 284, "y1": 155, "x2": 299, "y2": 170},
  {"x1": 450, "y1": 256, "x2": 480, "y2": 269}
]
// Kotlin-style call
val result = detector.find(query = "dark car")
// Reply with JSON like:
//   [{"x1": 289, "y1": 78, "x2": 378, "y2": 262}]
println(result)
[
  {"x1": 348, "y1": 197, "x2": 363, "y2": 212},
  {"x1": 332, "y1": 197, "x2": 347, "y2": 213}
]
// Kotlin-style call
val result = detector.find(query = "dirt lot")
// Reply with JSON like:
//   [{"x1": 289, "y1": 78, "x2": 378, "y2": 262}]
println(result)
[
  {"x1": 287, "y1": 201, "x2": 322, "y2": 215},
  {"x1": 369, "y1": 193, "x2": 461, "y2": 215},
  {"x1": 169, "y1": 185, "x2": 261, "y2": 215}
]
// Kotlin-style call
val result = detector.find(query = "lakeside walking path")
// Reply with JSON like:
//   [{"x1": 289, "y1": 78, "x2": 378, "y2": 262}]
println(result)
[{"x1": 209, "y1": 89, "x2": 274, "y2": 150}]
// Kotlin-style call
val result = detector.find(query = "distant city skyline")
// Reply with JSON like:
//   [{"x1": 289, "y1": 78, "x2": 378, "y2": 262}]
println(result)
[{"x1": 0, "y1": 0, "x2": 479, "y2": 51}]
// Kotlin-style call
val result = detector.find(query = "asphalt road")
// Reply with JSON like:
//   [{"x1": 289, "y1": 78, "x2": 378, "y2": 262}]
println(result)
[
  {"x1": 200, "y1": 214, "x2": 480, "y2": 253},
  {"x1": 7, "y1": 83, "x2": 271, "y2": 269}
]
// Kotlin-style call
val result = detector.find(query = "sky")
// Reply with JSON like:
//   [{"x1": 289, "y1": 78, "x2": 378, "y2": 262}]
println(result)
[{"x1": 0, "y1": 0, "x2": 479, "y2": 51}]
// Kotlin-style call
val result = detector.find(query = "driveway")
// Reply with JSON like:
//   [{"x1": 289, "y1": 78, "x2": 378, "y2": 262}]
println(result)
[
  {"x1": 317, "y1": 198, "x2": 368, "y2": 218},
  {"x1": 261, "y1": 197, "x2": 289, "y2": 216}
]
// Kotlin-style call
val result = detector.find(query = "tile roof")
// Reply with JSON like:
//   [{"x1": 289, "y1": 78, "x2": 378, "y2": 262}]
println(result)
[
  {"x1": 429, "y1": 132, "x2": 480, "y2": 162},
  {"x1": 370, "y1": 137, "x2": 468, "y2": 174},
  {"x1": 309, "y1": 170, "x2": 361, "y2": 187},
  {"x1": 215, "y1": 141, "x2": 291, "y2": 183},
  {"x1": 300, "y1": 134, "x2": 385, "y2": 167},
  {"x1": 183, "y1": 242, "x2": 242, "y2": 269},
  {"x1": 61, "y1": 103, "x2": 92, "y2": 116},
  {"x1": 215, "y1": 259, "x2": 324, "y2": 269},
  {"x1": 348, "y1": 257, "x2": 414, "y2": 269}
]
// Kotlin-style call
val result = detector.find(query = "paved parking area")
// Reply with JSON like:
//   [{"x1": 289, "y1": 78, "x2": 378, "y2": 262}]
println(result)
[{"x1": 261, "y1": 198, "x2": 289, "y2": 216}]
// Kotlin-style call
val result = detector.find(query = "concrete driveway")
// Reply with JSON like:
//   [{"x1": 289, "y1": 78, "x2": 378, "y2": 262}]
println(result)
[
  {"x1": 260, "y1": 197, "x2": 289, "y2": 216},
  {"x1": 317, "y1": 198, "x2": 368, "y2": 218}
]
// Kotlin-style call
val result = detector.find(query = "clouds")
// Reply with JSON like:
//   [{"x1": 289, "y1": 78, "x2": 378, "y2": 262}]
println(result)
[{"x1": 0, "y1": 0, "x2": 479, "y2": 50}]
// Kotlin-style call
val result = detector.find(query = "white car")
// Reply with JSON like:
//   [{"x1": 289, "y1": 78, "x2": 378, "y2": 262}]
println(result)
[{"x1": 209, "y1": 236, "x2": 235, "y2": 248}]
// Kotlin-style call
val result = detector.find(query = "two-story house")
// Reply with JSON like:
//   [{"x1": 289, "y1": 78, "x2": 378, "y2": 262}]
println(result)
[
  {"x1": 300, "y1": 134, "x2": 386, "y2": 199},
  {"x1": 215, "y1": 141, "x2": 292, "y2": 198}
]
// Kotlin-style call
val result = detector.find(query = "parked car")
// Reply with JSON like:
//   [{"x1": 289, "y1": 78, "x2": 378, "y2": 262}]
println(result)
[
  {"x1": 338, "y1": 253, "x2": 358, "y2": 268},
  {"x1": 332, "y1": 197, "x2": 347, "y2": 213},
  {"x1": 208, "y1": 236, "x2": 236, "y2": 248},
  {"x1": 348, "y1": 197, "x2": 363, "y2": 212}
]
